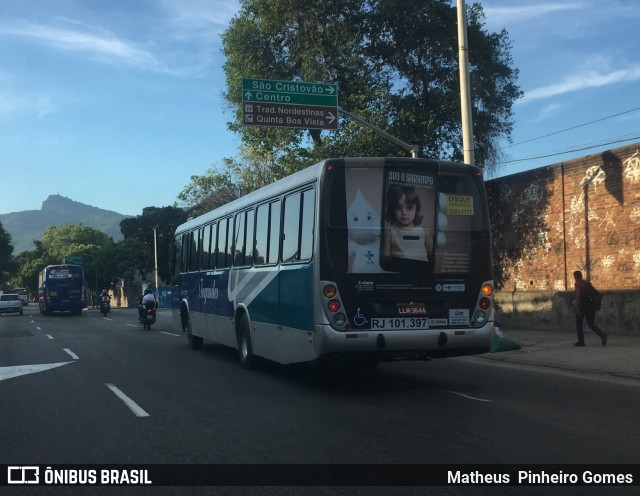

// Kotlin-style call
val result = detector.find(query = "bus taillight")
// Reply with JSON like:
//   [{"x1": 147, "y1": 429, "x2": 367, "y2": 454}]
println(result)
[
  {"x1": 327, "y1": 299, "x2": 341, "y2": 312},
  {"x1": 481, "y1": 284, "x2": 493, "y2": 296},
  {"x1": 323, "y1": 285, "x2": 337, "y2": 298},
  {"x1": 479, "y1": 297, "x2": 491, "y2": 310}
]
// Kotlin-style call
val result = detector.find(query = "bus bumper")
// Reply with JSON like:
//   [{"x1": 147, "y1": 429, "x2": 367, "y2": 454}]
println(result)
[{"x1": 316, "y1": 322, "x2": 494, "y2": 362}]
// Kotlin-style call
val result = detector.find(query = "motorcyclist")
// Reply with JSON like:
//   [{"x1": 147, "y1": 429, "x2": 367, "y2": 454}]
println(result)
[
  {"x1": 138, "y1": 288, "x2": 157, "y2": 322},
  {"x1": 99, "y1": 289, "x2": 111, "y2": 314}
]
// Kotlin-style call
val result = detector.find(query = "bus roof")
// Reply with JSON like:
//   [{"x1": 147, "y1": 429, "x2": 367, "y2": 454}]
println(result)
[{"x1": 174, "y1": 157, "x2": 478, "y2": 235}]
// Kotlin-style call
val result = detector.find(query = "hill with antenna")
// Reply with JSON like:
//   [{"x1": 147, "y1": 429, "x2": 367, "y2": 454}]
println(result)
[{"x1": 0, "y1": 195, "x2": 129, "y2": 254}]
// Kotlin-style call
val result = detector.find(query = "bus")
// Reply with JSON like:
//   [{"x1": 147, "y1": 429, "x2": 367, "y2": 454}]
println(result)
[
  {"x1": 38, "y1": 264, "x2": 87, "y2": 315},
  {"x1": 13, "y1": 288, "x2": 29, "y2": 305},
  {"x1": 171, "y1": 157, "x2": 494, "y2": 368}
]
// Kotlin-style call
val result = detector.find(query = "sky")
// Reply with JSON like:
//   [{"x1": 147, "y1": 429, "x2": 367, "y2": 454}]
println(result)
[{"x1": 1, "y1": 0, "x2": 639, "y2": 216}]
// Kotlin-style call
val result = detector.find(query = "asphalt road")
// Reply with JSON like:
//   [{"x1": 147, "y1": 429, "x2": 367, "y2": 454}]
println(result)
[{"x1": 1, "y1": 305, "x2": 639, "y2": 496}]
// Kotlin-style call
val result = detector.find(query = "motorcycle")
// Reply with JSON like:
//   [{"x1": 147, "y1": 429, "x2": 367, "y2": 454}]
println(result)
[
  {"x1": 139, "y1": 300, "x2": 156, "y2": 330},
  {"x1": 100, "y1": 296, "x2": 110, "y2": 317}
]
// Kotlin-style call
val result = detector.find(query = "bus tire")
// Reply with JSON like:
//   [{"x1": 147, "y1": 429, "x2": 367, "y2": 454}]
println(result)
[
  {"x1": 184, "y1": 313, "x2": 202, "y2": 350},
  {"x1": 238, "y1": 313, "x2": 256, "y2": 370}
]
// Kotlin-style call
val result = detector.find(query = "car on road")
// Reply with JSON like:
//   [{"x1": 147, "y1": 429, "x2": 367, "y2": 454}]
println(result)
[{"x1": 0, "y1": 293, "x2": 24, "y2": 316}]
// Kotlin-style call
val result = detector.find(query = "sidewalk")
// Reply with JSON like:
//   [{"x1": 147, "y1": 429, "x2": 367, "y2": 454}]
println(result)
[{"x1": 476, "y1": 326, "x2": 640, "y2": 382}]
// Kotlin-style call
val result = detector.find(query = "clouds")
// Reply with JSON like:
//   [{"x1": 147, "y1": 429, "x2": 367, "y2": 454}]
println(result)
[
  {"x1": 0, "y1": 0, "x2": 239, "y2": 76},
  {"x1": 0, "y1": 19, "x2": 170, "y2": 73},
  {"x1": 482, "y1": 1, "x2": 640, "y2": 109},
  {"x1": 483, "y1": 2, "x2": 584, "y2": 28},
  {"x1": 522, "y1": 63, "x2": 640, "y2": 103}
]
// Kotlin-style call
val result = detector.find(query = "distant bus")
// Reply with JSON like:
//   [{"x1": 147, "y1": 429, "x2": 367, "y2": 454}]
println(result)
[
  {"x1": 38, "y1": 264, "x2": 87, "y2": 315},
  {"x1": 13, "y1": 288, "x2": 29, "y2": 305},
  {"x1": 171, "y1": 157, "x2": 494, "y2": 368}
]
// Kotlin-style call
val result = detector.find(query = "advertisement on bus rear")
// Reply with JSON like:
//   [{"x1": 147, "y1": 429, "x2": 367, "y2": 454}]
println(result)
[{"x1": 344, "y1": 164, "x2": 474, "y2": 279}]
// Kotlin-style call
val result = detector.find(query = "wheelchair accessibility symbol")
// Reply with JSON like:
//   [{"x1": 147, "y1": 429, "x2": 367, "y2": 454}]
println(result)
[{"x1": 353, "y1": 307, "x2": 369, "y2": 327}]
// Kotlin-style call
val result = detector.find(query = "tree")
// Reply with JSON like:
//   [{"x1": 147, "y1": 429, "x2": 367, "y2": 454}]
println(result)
[
  {"x1": 0, "y1": 221, "x2": 15, "y2": 289},
  {"x1": 219, "y1": 0, "x2": 521, "y2": 179},
  {"x1": 13, "y1": 224, "x2": 115, "y2": 295},
  {"x1": 119, "y1": 206, "x2": 189, "y2": 283}
]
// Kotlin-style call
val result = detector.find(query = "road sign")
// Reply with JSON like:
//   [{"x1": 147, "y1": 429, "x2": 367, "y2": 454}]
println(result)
[
  {"x1": 242, "y1": 78, "x2": 338, "y2": 130},
  {"x1": 64, "y1": 255, "x2": 83, "y2": 265}
]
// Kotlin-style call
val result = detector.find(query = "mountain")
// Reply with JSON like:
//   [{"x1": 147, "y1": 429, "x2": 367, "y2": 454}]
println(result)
[{"x1": 0, "y1": 195, "x2": 130, "y2": 254}]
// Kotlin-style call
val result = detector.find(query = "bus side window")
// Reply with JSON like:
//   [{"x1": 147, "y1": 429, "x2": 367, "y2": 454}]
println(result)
[
  {"x1": 268, "y1": 200, "x2": 281, "y2": 264},
  {"x1": 300, "y1": 188, "x2": 315, "y2": 261},
  {"x1": 255, "y1": 200, "x2": 280, "y2": 265},
  {"x1": 233, "y1": 211, "x2": 246, "y2": 267},
  {"x1": 216, "y1": 218, "x2": 228, "y2": 268},
  {"x1": 282, "y1": 192, "x2": 301, "y2": 263},
  {"x1": 208, "y1": 222, "x2": 217, "y2": 269},
  {"x1": 201, "y1": 224, "x2": 212, "y2": 270},
  {"x1": 181, "y1": 233, "x2": 189, "y2": 273},
  {"x1": 255, "y1": 204, "x2": 269, "y2": 265},
  {"x1": 244, "y1": 208, "x2": 254, "y2": 265},
  {"x1": 189, "y1": 229, "x2": 200, "y2": 272},
  {"x1": 172, "y1": 239, "x2": 181, "y2": 277}
]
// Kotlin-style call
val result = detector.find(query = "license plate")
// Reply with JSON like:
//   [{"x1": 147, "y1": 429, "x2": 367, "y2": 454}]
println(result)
[
  {"x1": 146, "y1": 314, "x2": 154, "y2": 320},
  {"x1": 397, "y1": 303, "x2": 427, "y2": 316},
  {"x1": 370, "y1": 317, "x2": 429, "y2": 330}
]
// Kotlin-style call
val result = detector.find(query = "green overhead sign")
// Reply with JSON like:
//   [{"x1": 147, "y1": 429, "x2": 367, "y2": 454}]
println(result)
[
  {"x1": 242, "y1": 78, "x2": 338, "y2": 130},
  {"x1": 242, "y1": 78, "x2": 338, "y2": 106}
]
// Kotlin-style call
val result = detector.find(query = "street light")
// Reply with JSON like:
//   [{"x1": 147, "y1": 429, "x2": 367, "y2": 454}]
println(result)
[{"x1": 153, "y1": 227, "x2": 159, "y2": 293}]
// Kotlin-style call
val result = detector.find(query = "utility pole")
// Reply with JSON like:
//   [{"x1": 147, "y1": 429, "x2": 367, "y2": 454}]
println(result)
[
  {"x1": 153, "y1": 227, "x2": 159, "y2": 292},
  {"x1": 457, "y1": 0, "x2": 475, "y2": 166}
]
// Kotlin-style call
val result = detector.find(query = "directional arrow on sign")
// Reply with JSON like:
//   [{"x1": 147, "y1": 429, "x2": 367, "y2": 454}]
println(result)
[{"x1": 0, "y1": 361, "x2": 74, "y2": 382}]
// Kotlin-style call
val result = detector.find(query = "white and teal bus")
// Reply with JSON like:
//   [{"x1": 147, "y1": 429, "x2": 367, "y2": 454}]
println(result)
[{"x1": 171, "y1": 157, "x2": 494, "y2": 368}]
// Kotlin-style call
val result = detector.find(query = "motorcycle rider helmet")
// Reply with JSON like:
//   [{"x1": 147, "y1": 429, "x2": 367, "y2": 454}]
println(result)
[{"x1": 144, "y1": 288, "x2": 152, "y2": 295}]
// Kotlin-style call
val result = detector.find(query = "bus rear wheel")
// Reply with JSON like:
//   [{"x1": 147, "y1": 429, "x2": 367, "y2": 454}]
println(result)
[
  {"x1": 238, "y1": 314, "x2": 256, "y2": 370},
  {"x1": 183, "y1": 310, "x2": 202, "y2": 349}
]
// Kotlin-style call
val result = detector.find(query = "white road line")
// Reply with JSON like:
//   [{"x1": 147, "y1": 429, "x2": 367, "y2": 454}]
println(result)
[
  {"x1": 46, "y1": 335, "x2": 54, "y2": 340},
  {"x1": 103, "y1": 317, "x2": 113, "y2": 321},
  {"x1": 36, "y1": 327, "x2": 42, "y2": 331},
  {"x1": 0, "y1": 362, "x2": 73, "y2": 381},
  {"x1": 161, "y1": 332, "x2": 181, "y2": 337},
  {"x1": 105, "y1": 383, "x2": 150, "y2": 417},
  {"x1": 63, "y1": 349, "x2": 79, "y2": 360},
  {"x1": 125, "y1": 324, "x2": 138, "y2": 328},
  {"x1": 439, "y1": 389, "x2": 491, "y2": 402}
]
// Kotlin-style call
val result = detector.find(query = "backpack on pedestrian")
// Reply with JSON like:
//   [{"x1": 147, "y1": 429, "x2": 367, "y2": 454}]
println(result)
[{"x1": 587, "y1": 283, "x2": 602, "y2": 311}]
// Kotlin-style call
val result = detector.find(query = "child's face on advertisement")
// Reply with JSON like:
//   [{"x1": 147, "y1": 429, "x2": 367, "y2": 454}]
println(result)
[{"x1": 394, "y1": 195, "x2": 416, "y2": 227}]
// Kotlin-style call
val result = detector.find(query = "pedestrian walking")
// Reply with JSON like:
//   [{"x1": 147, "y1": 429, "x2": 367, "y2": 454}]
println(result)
[{"x1": 573, "y1": 270, "x2": 607, "y2": 346}]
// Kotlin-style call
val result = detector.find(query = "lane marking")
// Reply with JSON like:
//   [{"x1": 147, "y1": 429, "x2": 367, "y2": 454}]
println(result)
[
  {"x1": 439, "y1": 389, "x2": 491, "y2": 402},
  {"x1": 0, "y1": 362, "x2": 74, "y2": 381},
  {"x1": 125, "y1": 324, "x2": 138, "y2": 328},
  {"x1": 63, "y1": 349, "x2": 79, "y2": 360},
  {"x1": 105, "y1": 383, "x2": 150, "y2": 417},
  {"x1": 161, "y1": 332, "x2": 181, "y2": 337},
  {"x1": 36, "y1": 327, "x2": 42, "y2": 331},
  {"x1": 46, "y1": 335, "x2": 54, "y2": 340}
]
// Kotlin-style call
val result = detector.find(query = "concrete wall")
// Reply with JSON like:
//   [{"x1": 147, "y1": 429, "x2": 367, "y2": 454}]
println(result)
[{"x1": 494, "y1": 290, "x2": 640, "y2": 336}]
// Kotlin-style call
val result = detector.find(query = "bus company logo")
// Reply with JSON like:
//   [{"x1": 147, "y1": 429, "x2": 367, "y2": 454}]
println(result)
[
  {"x1": 198, "y1": 280, "x2": 219, "y2": 301},
  {"x1": 355, "y1": 280, "x2": 374, "y2": 292},
  {"x1": 8, "y1": 466, "x2": 39, "y2": 484}
]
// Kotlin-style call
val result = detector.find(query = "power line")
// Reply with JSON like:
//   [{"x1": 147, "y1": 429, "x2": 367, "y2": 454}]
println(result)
[
  {"x1": 503, "y1": 106, "x2": 640, "y2": 149},
  {"x1": 494, "y1": 134, "x2": 640, "y2": 165}
]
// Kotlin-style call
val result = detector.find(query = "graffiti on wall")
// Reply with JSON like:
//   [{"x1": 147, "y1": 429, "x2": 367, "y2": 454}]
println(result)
[{"x1": 487, "y1": 145, "x2": 640, "y2": 291}]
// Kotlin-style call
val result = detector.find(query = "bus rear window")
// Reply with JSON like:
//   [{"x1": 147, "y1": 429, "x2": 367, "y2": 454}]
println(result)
[{"x1": 329, "y1": 162, "x2": 486, "y2": 276}]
